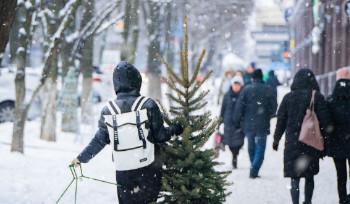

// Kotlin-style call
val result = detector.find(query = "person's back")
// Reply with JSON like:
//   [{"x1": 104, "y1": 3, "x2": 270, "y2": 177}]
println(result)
[
  {"x1": 234, "y1": 69, "x2": 277, "y2": 178},
  {"x1": 266, "y1": 70, "x2": 280, "y2": 91},
  {"x1": 327, "y1": 76, "x2": 350, "y2": 158},
  {"x1": 326, "y1": 67, "x2": 350, "y2": 204},
  {"x1": 273, "y1": 68, "x2": 331, "y2": 204},
  {"x1": 235, "y1": 70, "x2": 277, "y2": 135},
  {"x1": 72, "y1": 62, "x2": 183, "y2": 204}
]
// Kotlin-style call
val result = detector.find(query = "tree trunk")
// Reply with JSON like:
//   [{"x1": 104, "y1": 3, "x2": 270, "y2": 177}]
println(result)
[
  {"x1": 9, "y1": 9, "x2": 20, "y2": 64},
  {"x1": 40, "y1": 77, "x2": 57, "y2": 141},
  {"x1": 146, "y1": 2, "x2": 162, "y2": 100},
  {"x1": 126, "y1": 0, "x2": 139, "y2": 64},
  {"x1": 0, "y1": 0, "x2": 17, "y2": 64},
  {"x1": 79, "y1": 0, "x2": 94, "y2": 117},
  {"x1": 11, "y1": 3, "x2": 34, "y2": 153},
  {"x1": 40, "y1": 0, "x2": 62, "y2": 141},
  {"x1": 120, "y1": 0, "x2": 132, "y2": 61},
  {"x1": 147, "y1": 39, "x2": 162, "y2": 100}
]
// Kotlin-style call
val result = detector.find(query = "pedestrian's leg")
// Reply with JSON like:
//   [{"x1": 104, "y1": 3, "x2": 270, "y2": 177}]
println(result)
[
  {"x1": 250, "y1": 135, "x2": 267, "y2": 177},
  {"x1": 304, "y1": 176, "x2": 314, "y2": 204},
  {"x1": 334, "y1": 158, "x2": 347, "y2": 203},
  {"x1": 229, "y1": 146, "x2": 239, "y2": 169},
  {"x1": 246, "y1": 132, "x2": 255, "y2": 163},
  {"x1": 291, "y1": 178, "x2": 300, "y2": 204}
]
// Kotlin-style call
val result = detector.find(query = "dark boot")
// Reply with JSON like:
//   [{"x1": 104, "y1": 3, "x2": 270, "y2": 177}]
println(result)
[{"x1": 303, "y1": 202, "x2": 312, "y2": 204}]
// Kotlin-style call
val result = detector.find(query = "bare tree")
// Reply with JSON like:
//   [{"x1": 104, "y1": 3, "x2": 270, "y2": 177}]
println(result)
[
  {"x1": 142, "y1": 1, "x2": 170, "y2": 101},
  {"x1": 11, "y1": 0, "x2": 82, "y2": 153}
]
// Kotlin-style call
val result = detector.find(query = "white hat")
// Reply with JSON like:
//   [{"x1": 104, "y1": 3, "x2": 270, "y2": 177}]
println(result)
[{"x1": 232, "y1": 75, "x2": 244, "y2": 86}]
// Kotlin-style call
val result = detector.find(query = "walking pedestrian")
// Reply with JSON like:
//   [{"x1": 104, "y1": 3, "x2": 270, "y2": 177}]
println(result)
[
  {"x1": 266, "y1": 70, "x2": 281, "y2": 92},
  {"x1": 273, "y1": 68, "x2": 331, "y2": 204},
  {"x1": 326, "y1": 67, "x2": 350, "y2": 204},
  {"x1": 217, "y1": 68, "x2": 234, "y2": 105},
  {"x1": 71, "y1": 61, "x2": 183, "y2": 204},
  {"x1": 219, "y1": 75, "x2": 245, "y2": 169},
  {"x1": 234, "y1": 69, "x2": 277, "y2": 178}
]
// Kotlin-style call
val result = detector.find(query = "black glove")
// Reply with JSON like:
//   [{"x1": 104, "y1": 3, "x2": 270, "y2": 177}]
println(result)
[
  {"x1": 173, "y1": 123, "x2": 183, "y2": 136},
  {"x1": 272, "y1": 141, "x2": 279, "y2": 151}
]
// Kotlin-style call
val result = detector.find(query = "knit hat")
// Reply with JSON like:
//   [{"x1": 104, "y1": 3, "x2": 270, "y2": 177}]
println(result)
[
  {"x1": 232, "y1": 75, "x2": 244, "y2": 86},
  {"x1": 336, "y1": 67, "x2": 350, "y2": 80}
]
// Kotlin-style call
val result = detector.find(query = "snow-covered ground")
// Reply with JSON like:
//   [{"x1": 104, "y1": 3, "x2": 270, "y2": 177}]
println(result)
[{"x1": 0, "y1": 86, "x2": 344, "y2": 203}]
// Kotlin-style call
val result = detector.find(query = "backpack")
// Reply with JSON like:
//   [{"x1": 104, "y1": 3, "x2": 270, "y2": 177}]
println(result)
[{"x1": 103, "y1": 96, "x2": 155, "y2": 171}]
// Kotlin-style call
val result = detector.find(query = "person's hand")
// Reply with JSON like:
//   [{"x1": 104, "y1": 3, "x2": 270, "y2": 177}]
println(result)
[
  {"x1": 219, "y1": 123, "x2": 225, "y2": 135},
  {"x1": 173, "y1": 123, "x2": 183, "y2": 135},
  {"x1": 272, "y1": 141, "x2": 279, "y2": 151},
  {"x1": 71, "y1": 158, "x2": 80, "y2": 168}
]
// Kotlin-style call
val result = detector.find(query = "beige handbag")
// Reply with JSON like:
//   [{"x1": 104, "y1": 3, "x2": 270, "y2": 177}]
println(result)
[{"x1": 298, "y1": 90, "x2": 324, "y2": 151}]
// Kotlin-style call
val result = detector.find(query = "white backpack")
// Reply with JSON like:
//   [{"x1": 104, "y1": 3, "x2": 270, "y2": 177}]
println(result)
[{"x1": 103, "y1": 96, "x2": 155, "y2": 171}]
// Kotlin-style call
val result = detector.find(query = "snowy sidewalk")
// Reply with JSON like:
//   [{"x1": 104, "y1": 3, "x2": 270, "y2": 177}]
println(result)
[{"x1": 0, "y1": 85, "x2": 344, "y2": 203}]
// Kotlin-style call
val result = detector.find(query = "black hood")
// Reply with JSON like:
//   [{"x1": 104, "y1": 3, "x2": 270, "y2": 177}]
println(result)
[
  {"x1": 291, "y1": 68, "x2": 320, "y2": 91},
  {"x1": 332, "y1": 79, "x2": 350, "y2": 100},
  {"x1": 113, "y1": 61, "x2": 142, "y2": 94}
]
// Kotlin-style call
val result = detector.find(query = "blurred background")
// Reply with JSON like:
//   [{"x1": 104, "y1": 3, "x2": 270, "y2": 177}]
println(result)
[{"x1": 0, "y1": 0, "x2": 349, "y2": 203}]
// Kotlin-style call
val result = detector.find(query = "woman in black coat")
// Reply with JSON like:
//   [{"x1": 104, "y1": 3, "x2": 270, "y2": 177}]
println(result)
[
  {"x1": 326, "y1": 68, "x2": 350, "y2": 204},
  {"x1": 273, "y1": 69, "x2": 331, "y2": 204},
  {"x1": 219, "y1": 76, "x2": 245, "y2": 169}
]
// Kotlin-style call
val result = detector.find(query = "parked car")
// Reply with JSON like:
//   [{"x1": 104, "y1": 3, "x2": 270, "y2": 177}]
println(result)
[{"x1": 0, "y1": 66, "x2": 41, "y2": 123}]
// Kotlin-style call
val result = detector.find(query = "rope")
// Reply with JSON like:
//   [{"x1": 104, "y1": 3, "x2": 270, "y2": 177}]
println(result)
[{"x1": 56, "y1": 162, "x2": 121, "y2": 203}]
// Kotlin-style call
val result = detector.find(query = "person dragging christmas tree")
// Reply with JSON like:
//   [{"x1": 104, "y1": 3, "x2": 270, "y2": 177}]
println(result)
[
  {"x1": 234, "y1": 69, "x2": 277, "y2": 178},
  {"x1": 71, "y1": 61, "x2": 183, "y2": 204},
  {"x1": 218, "y1": 75, "x2": 245, "y2": 169}
]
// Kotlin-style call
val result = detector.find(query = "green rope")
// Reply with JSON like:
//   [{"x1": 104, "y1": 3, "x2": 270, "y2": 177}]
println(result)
[{"x1": 56, "y1": 162, "x2": 121, "y2": 203}]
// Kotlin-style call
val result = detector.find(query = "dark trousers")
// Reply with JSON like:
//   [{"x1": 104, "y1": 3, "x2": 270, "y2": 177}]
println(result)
[
  {"x1": 229, "y1": 146, "x2": 240, "y2": 162},
  {"x1": 290, "y1": 177, "x2": 314, "y2": 204},
  {"x1": 116, "y1": 165, "x2": 162, "y2": 204},
  {"x1": 333, "y1": 158, "x2": 350, "y2": 203}
]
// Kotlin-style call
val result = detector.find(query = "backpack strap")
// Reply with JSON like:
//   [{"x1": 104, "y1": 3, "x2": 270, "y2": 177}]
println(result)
[
  {"x1": 134, "y1": 97, "x2": 150, "y2": 149},
  {"x1": 136, "y1": 110, "x2": 147, "y2": 149},
  {"x1": 131, "y1": 96, "x2": 144, "y2": 111},
  {"x1": 106, "y1": 101, "x2": 121, "y2": 151},
  {"x1": 135, "y1": 97, "x2": 150, "y2": 111}
]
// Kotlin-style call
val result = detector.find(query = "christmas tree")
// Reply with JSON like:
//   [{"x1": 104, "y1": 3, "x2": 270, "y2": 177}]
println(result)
[{"x1": 156, "y1": 16, "x2": 231, "y2": 204}]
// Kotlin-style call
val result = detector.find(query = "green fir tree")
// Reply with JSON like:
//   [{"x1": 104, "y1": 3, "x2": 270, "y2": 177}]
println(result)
[{"x1": 156, "y1": 16, "x2": 231, "y2": 204}]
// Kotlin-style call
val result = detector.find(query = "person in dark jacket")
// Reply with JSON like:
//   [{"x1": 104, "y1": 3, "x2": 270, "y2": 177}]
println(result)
[
  {"x1": 243, "y1": 62, "x2": 255, "y2": 85},
  {"x1": 219, "y1": 75, "x2": 245, "y2": 169},
  {"x1": 273, "y1": 68, "x2": 331, "y2": 204},
  {"x1": 327, "y1": 67, "x2": 350, "y2": 204},
  {"x1": 71, "y1": 61, "x2": 183, "y2": 204},
  {"x1": 234, "y1": 69, "x2": 277, "y2": 178},
  {"x1": 266, "y1": 70, "x2": 281, "y2": 92}
]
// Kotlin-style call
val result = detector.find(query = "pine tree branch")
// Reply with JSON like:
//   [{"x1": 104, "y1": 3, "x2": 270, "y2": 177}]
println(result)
[
  {"x1": 188, "y1": 90, "x2": 210, "y2": 107},
  {"x1": 187, "y1": 70, "x2": 213, "y2": 100},
  {"x1": 166, "y1": 93, "x2": 186, "y2": 107},
  {"x1": 189, "y1": 50, "x2": 206, "y2": 87},
  {"x1": 163, "y1": 76, "x2": 186, "y2": 97},
  {"x1": 157, "y1": 53, "x2": 183, "y2": 85},
  {"x1": 184, "y1": 16, "x2": 189, "y2": 86},
  {"x1": 156, "y1": 99, "x2": 172, "y2": 125}
]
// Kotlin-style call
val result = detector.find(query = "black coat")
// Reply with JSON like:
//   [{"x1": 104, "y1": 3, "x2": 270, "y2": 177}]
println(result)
[
  {"x1": 326, "y1": 79, "x2": 350, "y2": 159},
  {"x1": 234, "y1": 79, "x2": 277, "y2": 135},
  {"x1": 273, "y1": 69, "x2": 331, "y2": 178},
  {"x1": 220, "y1": 89, "x2": 244, "y2": 148},
  {"x1": 77, "y1": 62, "x2": 178, "y2": 203}
]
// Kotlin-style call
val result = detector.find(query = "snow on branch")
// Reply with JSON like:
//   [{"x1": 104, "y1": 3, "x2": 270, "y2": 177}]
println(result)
[
  {"x1": 69, "y1": 1, "x2": 122, "y2": 63},
  {"x1": 94, "y1": 12, "x2": 124, "y2": 35},
  {"x1": 23, "y1": 0, "x2": 82, "y2": 117}
]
